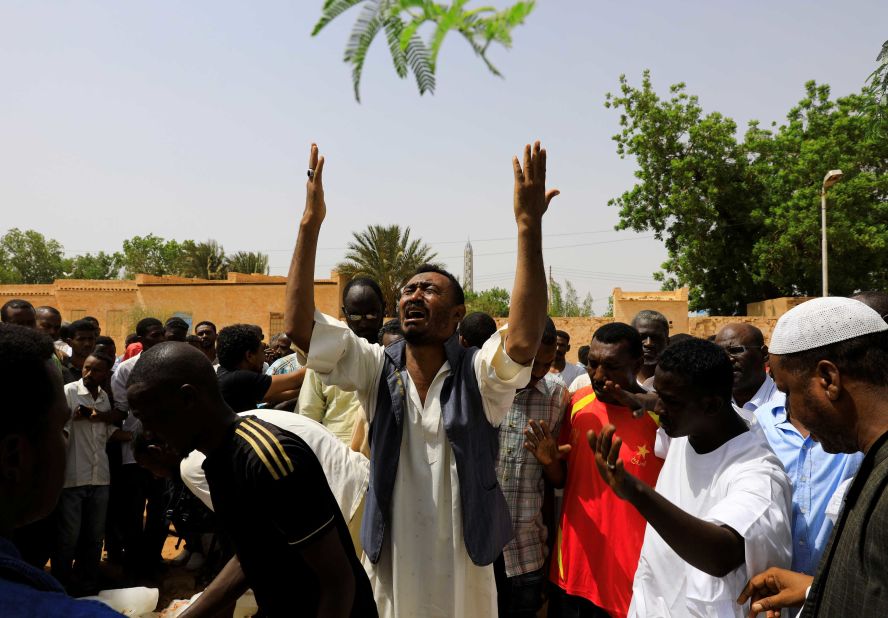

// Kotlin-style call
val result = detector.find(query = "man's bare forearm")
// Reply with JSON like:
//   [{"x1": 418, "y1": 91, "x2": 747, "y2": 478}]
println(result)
[
  {"x1": 506, "y1": 219, "x2": 547, "y2": 364},
  {"x1": 284, "y1": 144, "x2": 326, "y2": 353},
  {"x1": 624, "y1": 477, "x2": 745, "y2": 577},
  {"x1": 179, "y1": 556, "x2": 248, "y2": 618}
]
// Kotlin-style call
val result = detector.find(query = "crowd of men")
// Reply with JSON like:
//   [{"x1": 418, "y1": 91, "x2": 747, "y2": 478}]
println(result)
[{"x1": 1, "y1": 141, "x2": 888, "y2": 617}]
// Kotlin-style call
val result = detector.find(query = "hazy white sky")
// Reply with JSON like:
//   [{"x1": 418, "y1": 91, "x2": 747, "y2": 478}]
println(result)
[{"x1": 2, "y1": 1, "x2": 885, "y2": 313}]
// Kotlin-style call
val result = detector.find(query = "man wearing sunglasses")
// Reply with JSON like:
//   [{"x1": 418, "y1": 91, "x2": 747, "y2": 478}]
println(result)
[
  {"x1": 716, "y1": 322, "x2": 862, "y2": 577},
  {"x1": 297, "y1": 278, "x2": 385, "y2": 444},
  {"x1": 713, "y1": 323, "x2": 784, "y2": 421}
]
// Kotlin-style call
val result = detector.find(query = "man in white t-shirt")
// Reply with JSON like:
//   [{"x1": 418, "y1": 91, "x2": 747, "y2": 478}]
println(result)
[{"x1": 588, "y1": 338, "x2": 792, "y2": 617}]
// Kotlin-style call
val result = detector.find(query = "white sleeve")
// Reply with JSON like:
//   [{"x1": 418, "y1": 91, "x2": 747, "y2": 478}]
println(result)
[
  {"x1": 703, "y1": 460, "x2": 793, "y2": 585},
  {"x1": 179, "y1": 451, "x2": 214, "y2": 512},
  {"x1": 296, "y1": 311, "x2": 385, "y2": 422},
  {"x1": 111, "y1": 362, "x2": 130, "y2": 412},
  {"x1": 473, "y1": 325, "x2": 533, "y2": 427}
]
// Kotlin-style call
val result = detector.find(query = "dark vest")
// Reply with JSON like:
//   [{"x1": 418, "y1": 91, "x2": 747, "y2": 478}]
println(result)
[{"x1": 360, "y1": 335, "x2": 514, "y2": 566}]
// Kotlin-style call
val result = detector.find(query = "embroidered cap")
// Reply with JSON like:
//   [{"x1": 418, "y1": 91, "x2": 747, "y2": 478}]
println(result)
[{"x1": 770, "y1": 297, "x2": 888, "y2": 354}]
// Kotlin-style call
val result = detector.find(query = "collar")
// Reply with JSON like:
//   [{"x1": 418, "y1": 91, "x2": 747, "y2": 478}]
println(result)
[
  {"x1": 736, "y1": 374, "x2": 776, "y2": 410},
  {"x1": 74, "y1": 379, "x2": 105, "y2": 400}
]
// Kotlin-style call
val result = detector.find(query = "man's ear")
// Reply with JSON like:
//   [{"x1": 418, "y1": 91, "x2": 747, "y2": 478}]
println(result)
[
  {"x1": 0, "y1": 434, "x2": 27, "y2": 484},
  {"x1": 453, "y1": 303, "x2": 467, "y2": 323},
  {"x1": 815, "y1": 360, "x2": 842, "y2": 401},
  {"x1": 761, "y1": 345, "x2": 770, "y2": 366}
]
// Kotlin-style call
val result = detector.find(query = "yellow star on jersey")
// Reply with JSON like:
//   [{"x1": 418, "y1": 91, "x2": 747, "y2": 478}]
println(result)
[{"x1": 635, "y1": 444, "x2": 650, "y2": 459}]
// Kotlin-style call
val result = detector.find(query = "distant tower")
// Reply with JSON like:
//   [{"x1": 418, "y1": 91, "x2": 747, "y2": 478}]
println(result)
[{"x1": 463, "y1": 239, "x2": 474, "y2": 293}]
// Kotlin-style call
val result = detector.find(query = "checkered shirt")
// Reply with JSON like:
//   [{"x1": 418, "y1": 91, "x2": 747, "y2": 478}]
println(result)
[{"x1": 496, "y1": 373, "x2": 569, "y2": 577}]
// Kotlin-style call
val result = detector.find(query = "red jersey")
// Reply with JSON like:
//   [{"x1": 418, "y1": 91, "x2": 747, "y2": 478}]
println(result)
[{"x1": 551, "y1": 386, "x2": 663, "y2": 617}]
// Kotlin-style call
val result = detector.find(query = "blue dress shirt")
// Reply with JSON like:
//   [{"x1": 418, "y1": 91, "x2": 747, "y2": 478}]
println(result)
[
  {"x1": 754, "y1": 403, "x2": 863, "y2": 574},
  {"x1": 0, "y1": 537, "x2": 123, "y2": 617}
]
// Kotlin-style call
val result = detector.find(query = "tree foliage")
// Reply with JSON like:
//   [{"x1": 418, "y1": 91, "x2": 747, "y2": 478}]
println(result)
[
  {"x1": 313, "y1": 0, "x2": 535, "y2": 101},
  {"x1": 607, "y1": 72, "x2": 888, "y2": 314},
  {"x1": 867, "y1": 39, "x2": 888, "y2": 133},
  {"x1": 464, "y1": 286, "x2": 509, "y2": 317},
  {"x1": 549, "y1": 279, "x2": 594, "y2": 317},
  {"x1": 336, "y1": 224, "x2": 438, "y2": 315},
  {"x1": 120, "y1": 234, "x2": 189, "y2": 278},
  {"x1": 67, "y1": 251, "x2": 123, "y2": 279},
  {"x1": 180, "y1": 239, "x2": 228, "y2": 280},
  {"x1": 0, "y1": 229, "x2": 67, "y2": 283},
  {"x1": 227, "y1": 251, "x2": 270, "y2": 275}
]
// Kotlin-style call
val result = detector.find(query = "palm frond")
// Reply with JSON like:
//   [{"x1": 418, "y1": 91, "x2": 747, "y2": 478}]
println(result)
[
  {"x1": 405, "y1": 34, "x2": 435, "y2": 95},
  {"x1": 313, "y1": 0, "x2": 365, "y2": 36},
  {"x1": 383, "y1": 16, "x2": 408, "y2": 77}
]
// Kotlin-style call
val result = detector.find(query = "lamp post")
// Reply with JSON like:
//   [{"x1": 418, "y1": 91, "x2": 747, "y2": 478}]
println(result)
[{"x1": 821, "y1": 169, "x2": 844, "y2": 297}]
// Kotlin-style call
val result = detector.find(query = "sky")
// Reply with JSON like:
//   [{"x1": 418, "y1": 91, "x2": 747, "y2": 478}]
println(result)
[{"x1": 2, "y1": 0, "x2": 886, "y2": 314}]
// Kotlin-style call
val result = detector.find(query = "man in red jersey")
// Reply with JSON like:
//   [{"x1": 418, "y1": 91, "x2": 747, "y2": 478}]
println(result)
[{"x1": 525, "y1": 322, "x2": 663, "y2": 617}]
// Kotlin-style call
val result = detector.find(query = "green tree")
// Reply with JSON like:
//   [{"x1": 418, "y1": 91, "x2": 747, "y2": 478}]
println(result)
[
  {"x1": 464, "y1": 287, "x2": 509, "y2": 317},
  {"x1": 67, "y1": 251, "x2": 123, "y2": 279},
  {"x1": 0, "y1": 228, "x2": 67, "y2": 283},
  {"x1": 181, "y1": 239, "x2": 228, "y2": 280},
  {"x1": 548, "y1": 278, "x2": 593, "y2": 317},
  {"x1": 336, "y1": 224, "x2": 437, "y2": 315},
  {"x1": 313, "y1": 0, "x2": 535, "y2": 101},
  {"x1": 867, "y1": 39, "x2": 888, "y2": 132},
  {"x1": 120, "y1": 234, "x2": 189, "y2": 278},
  {"x1": 227, "y1": 251, "x2": 270, "y2": 275},
  {"x1": 606, "y1": 72, "x2": 888, "y2": 314}
]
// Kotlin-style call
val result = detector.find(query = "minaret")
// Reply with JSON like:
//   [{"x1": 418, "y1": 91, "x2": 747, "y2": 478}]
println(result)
[{"x1": 463, "y1": 239, "x2": 474, "y2": 293}]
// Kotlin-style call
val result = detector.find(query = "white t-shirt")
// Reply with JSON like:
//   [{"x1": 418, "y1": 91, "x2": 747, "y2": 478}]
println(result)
[
  {"x1": 629, "y1": 428, "x2": 792, "y2": 618},
  {"x1": 179, "y1": 409, "x2": 369, "y2": 523},
  {"x1": 568, "y1": 372, "x2": 591, "y2": 393}
]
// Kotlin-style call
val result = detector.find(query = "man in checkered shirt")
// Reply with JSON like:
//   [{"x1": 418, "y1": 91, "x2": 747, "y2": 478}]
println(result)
[{"x1": 494, "y1": 317, "x2": 569, "y2": 617}]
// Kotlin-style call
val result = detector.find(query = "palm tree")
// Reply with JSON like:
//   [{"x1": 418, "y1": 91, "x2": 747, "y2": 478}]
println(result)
[
  {"x1": 181, "y1": 240, "x2": 228, "y2": 280},
  {"x1": 312, "y1": 0, "x2": 536, "y2": 102},
  {"x1": 336, "y1": 224, "x2": 437, "y2": 315},
  {"x1": 226, "y1": 251, "x2": 270, "y2": 275}
]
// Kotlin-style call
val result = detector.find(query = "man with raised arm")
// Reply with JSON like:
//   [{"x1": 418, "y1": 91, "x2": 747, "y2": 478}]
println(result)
[{"x1": 285, "y1": 142, "x2": 557, "y2": 617}]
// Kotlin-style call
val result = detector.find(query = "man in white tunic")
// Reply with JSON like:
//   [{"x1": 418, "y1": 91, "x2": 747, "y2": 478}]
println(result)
[
  {"x1": 284, "y1": 142, "x2": 558, "y2": 617},
  {"x1": 589, "y1": 338, "x2": 792, "y2": 618}
]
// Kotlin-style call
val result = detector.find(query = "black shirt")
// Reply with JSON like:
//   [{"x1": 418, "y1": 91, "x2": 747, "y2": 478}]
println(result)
[
  {"x1": 202, "y1": 416, "x2": 377, "y2": 617},
  {"x1": 216, "y1": 367, "x2": 272, "y2": 412}
]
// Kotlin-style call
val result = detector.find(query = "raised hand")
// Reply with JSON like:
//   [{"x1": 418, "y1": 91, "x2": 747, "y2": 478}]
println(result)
[
  {"x1": 737, "y1": 567, "x2": 812, "y2": 618},
  {"x1": 600, "y1": 380, "x2": 658, "y2": 419},
  {"x1": 524, "y1": 419, "x2": 571, "y2": 465},
  {"x1": 512, "y1": 140, "x2": 559, "y2": 225},
  {"x1": 587, "y1": 424, "x2": 635, "y2": 500},
  {"x1": 304, "y1": 143, "x2": 326, "y2": 224}
]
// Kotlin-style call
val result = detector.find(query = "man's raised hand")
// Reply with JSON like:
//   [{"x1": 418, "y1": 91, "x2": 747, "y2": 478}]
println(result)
[
  {"x1": 588, "y1": 425, "x2": 636, "y2": 500},
  {"x1": 513, "y1": 140, "x2": 559, "y2": 225},
  {"x1": 524, "y1": 419, "x2": 571, "y2": 465},
  {"x1": 304, "y1": 143, "x2": 326, "y2": 224}
]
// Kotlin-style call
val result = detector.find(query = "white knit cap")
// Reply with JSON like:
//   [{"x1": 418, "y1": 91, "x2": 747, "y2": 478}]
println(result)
[{"x1": 770, "y1": 297, "x2": 888, "y2": 354}]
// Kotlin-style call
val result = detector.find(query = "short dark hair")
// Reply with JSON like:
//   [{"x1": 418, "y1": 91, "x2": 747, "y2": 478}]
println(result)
[
  {"x1": 88, "y1": 350, "x2": 115, "y2": 370},
  {"x1": 343, "y1": 277, "x2": 385, "y2": 308},
  {"x1": 35, "y1": 306, "x2": 61, "y2": 317},
  {"x1": 379, "y1": 318, "x2": 403, "y2": 341},
  {"x1": 125, "y1": 333, "x2": 139, "y2": 346},
  {"x1": 0, "y1": 324, "x2": 57, "y2": 438},
  {"x1": 632, "y1": 310, "x2": 670, "y2": 335},
  {"x1": 59, "y1": 323, "x2": 71, "y2": 341},
  {"x1": 83, "y1": 316, "x2": 100, "y2": 327},
  {"x1": 68, "y1": 319, "x2": 98, "y2": 336},
  {"x1": 853, "y1": 291, "x2": 888, "y2": 319},
  {"x1": 185, "y1": 334, "x2": 201, "y2": 345},
  {"x1": 1, "y1": 299, "x2": 35, "y2": 322},
  {"x1": 592, "y1": 323, "x2": 643, "y2": 359},
  {"x1": 577, "y1": 344, "x2": 590, "y2": 366},
  {"x1": 136, "y1": 317, "x2": 163, "y2": 337},
  {"x1": 216, "y1": 324, "x2": 263, "y2": 370},
  {"x1": 658, "y1": 338, "x2": 733, "y2": 401},
  {"x1": 555, "y1": 330, "x2": 570, "y2": 341},
  {"x1": 96, "y1": 335, "x2": 116, "y2": 348},
  {"x1": 165, "y1": 317, "x2": 189, "y2": 332},
  {"x1": 667, "y1": 333, "x2": 696, "y2": 347},
  {"x1": 414, "y1": 264, "x2": 464, "y2": 306},
  {"x1": 541, "y1": 317, "x2": 557, "y2": 346},
  {"x1": 459, "y1": 312, "x2": 497, "y2": 348},
  {"x1": 194, "y1": 320, "x2": 216, "y2": 332},
  {"x1": 778, "y1": 330, "x2": 888, "y2": 386}
]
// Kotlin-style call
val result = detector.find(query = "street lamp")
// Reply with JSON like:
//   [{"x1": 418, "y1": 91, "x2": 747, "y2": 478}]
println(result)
[{"x1": 821, "y1": 169, "x2": 843, "y2": 297}]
